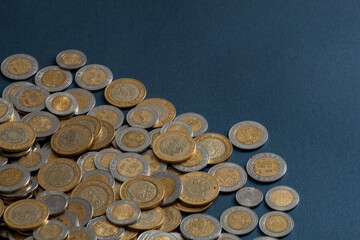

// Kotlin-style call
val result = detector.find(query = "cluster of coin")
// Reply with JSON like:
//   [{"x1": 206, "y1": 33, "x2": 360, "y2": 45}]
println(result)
[{"x1": 0, "y1": 50, "x2": 299, "y2": 240}]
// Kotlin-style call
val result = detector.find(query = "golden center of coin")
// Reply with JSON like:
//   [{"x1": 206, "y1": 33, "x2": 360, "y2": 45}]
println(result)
[
  {"x1": 235, "y1": 125, "x2": 262, "y2": 145},
  {"x1": 160, "y1": 136, "x2": 189, "y2": 156},
  {"x1": 19, "y1": 90, "x2": 45, "y2": 108},
  {"x1": 52, "y1": 125, "x2": 92, "y2": 153},
  {"x1": 68, "y1": 231, "x2": 90, "y2": 240},
  {"x1": 51, "y1": 214, "x2": 71, "y2": 229},
  {"x1": 28, "y1": 115, "x2": 53, "y2": 133},
  {"x1": 82, "y1": 68, "x2": 106, "y2": 86},
  {"x1": 41, "y1": 70, "x2": 66, "y2": 87},
  {"x1": 136, "y1": 209, "x2": 156, "y2": 225},
  {"x1": 122, "y1": 131, "x2": 146, "y2": 148},
  {"x1": 166, "y1": 125, "x2": 188, "y2": 134},
  {"x1": 151, "y1": 131, "x2": 161, "y2": 145},
  {"x1": 227, "y1": 211, "x2": 251, "y2": 230},
  {"x1": 86, "y1": 174, "x2": 108, "y2": 184},
  {"x1": 186, "y1": 218, "x2": 215, "y2": 237},
  {"x1": 44, "y1": 163, "x2": 74, "y2": 186},
  {"x1": 183, "y1": 176, "x2": 211, "y2": 198},
  {"x1": 69, "y1": 92, "x2": 89, "y2": 111},
  {"x1": 67, "y1": 202, "x2": 86, "y2": 222},
  {"x1": 111, "y1": 82, "x2": 140, "y2": 102},
  {"x1": 93, "y1": 109, "x2": 117, "y2": 126},
  {"x1": 18, "y1": 151, "x2": 42, "y2": 168},
  {"x1": 253, "y1": 157, "x2": 280, "y2": 177},
  {"x1": 0, "y1": 126, "x2": 28, "y2": 145},
  {"x1": 112, "y1": 203, "x2": 135, "y2": 220},
  {"x1": 10, "y1": 203, "x2": 42, "y2": 223},
  {"x1": 160, "y1": 206, "x2": 181, "y2": 232},
  {"x1": 128, "y1": 206, "x2": 164, "y2": 230},
  {"x1": 132, "y1": 109, "x2": 153, "y2": 125},
  {"x1": 270, "y1": 190, "x2": 294, "y2": 207},
  {"x1": 61, "y1": 53, "x2": 82, "y2": 65},
  {"x1": 265, "y1": 215, "x2": 288, "y2": 233},
  {"x1": 0, "y1": 168, "x2": 23, "y2": 186},
  {"x1": 51, "y1": 95, "x2": 72, "y2": 111},
  {"x1": 39, "y1": 223, "x2": 62, "y2": 239},
  {"x1": 117, "y1": 157, "x2": 144, "y2": 177},
  {"x1": 93, "y1": 220, "x2": 118, "y2": 237},
  {"x1": 127, "y1": 180, "x2": 157, "y2": 202},
  {"x1": 65, "y1": 116, "x2": 101, "y2": 140},
  {"x1": 143, "y1": 154, "x2": 161, "y2": 174},
  {"x1": 77, "y1": 185, "x2": 107, "y2": 211},
  {"x1": 83, "y1": 156, "x2": 96, "y2": 172},
  {"x1": 100, "y1": 152, "x2": 118, "y2": 169},
  {"x1": 180, "y1": 149, "x2": 203, "y2": 167},
  {"x1": 7, "y1": 58, "x2": 32, "y2": 75},
  {"x1": 0, "y1": 103, "x2": 8, "y2": 118},
  {"x1": 140, "y1": 102, "x2": 167, "y2": 122},
  {"x1": 158, "y1": 177, "x2": 176, "y2": 199},
  {"x1": 197, "y1": 138, "x2": 225, "y2": 159},
  {"x1": 214, "y1": 167, "x2": 240, "y2": 187},
  {"x1": 8, "y1": 85, "x2": 25, "y2": 99}
]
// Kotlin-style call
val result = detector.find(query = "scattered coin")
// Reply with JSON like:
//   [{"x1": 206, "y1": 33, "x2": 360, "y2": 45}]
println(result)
[
  {"x1": 2, "y1": 81, "x2": 35, "y2": 102},
  {"x1": 87, "y1": 104, "x2": 124, "y2": 129},
  {"x1": 94, "y1": 148, "x2": 122, "y2": 171},
  {"x1": 83, "y1": 169, "x2": 115, "y2": 187},
  {"x1": 142, "y1": 149, "x2": 167, "y2": 175},
  {"x1": 0, "y1": 122, "x2": 35, "y2": 152},
  {"x1": 265, "y1": 185, "x2": 300, "y2": 211},
  {"x1": 236, "y1": 187, "x2": 263, "y2": 208},
  {"x1": 56, "y1": 49, "x2": 87, "y2": 70},
  {"x1": 126, "y1": 106, "x2": 158, "y2": 128},
  {"x1": 137, "y1": 230, "x2": 163, "y2": 240},
  {"x1": 172, "y1": 145, "x2": 209, "y2": 172},
  {"x1": 158, "y1": 205, "x2": 182, "y2": 232},
  {"x1": 0, "y1": 164, "x2": 31, "y2": 193},
  {"x1": 46, "y1": 92, "x2": 78, "y2": 117},
  {"x1": 161, "y1": 120, "x2": 193, "y2": 137},
  {"x1": 127, "y1": 206, "x2": 164, "y2": 231},
  {"x1": 32, "y1": 220, "x2": 68, "y2": 240},
  {"x1": 50, "y1": 209, "x2": 79, "y2": 229},
  {"x1": 68, "y1": 226, "x2": 97, "y2": 240},
  {"x1": 1, "y1": 54, "x2": 39, "y2": 80},
  {"x1": 220, "y1": 206, "x2": 258, "y2": 235},
  {"x1": 36, "y1": 189, "x2": 68, "y2": 216},
  {"x1": 0, "y1": 98, "x2": 14, "y2": 123},
  {"x1": 12, "y1": 86, "x2": 50, "y2": 113},
  {"x1": 22, "y1": 111, "x2": 60, "y2": 140},
  {"x1": 259, "y1": 211, "x2": 294, "y2": 238},
  {"x1": 63, "y1": 115, "x2": 102, "y2": 140},
  {"x1": 88, "y1": 120, "x2": 115, "y2": 150},
  {"x1": 65, "y1": 88, "x2": 96, "y2": 115},
  {"x1": 208, "y1": 162, "x2": 247, "y2": 192},
  {"x1": 115, "y1": 127, "x2": 151, "y2": 153},
  {"x1": 228, "y1": 121, "x2": 268, "y2": 150},
  {"x1": 106, "y1": 200, "x2": 141, "y2": 226},
  {"x1": 0, "y1": 176, "x2": 38, "y2": 199},
  {"x1": 77, "y1": 151, "x2": 98, "y2": 173},
  {"x1": 174, "y1": 112, "x2": 208, "y2": 137},
  {"x1": 67, "y1": 197, "x2": 93, "y2": 227},
  {"x1": 117, "y1": 229, "x2": 138, "y2": 240},
  {"x1": 75, "y1": 64, "x2": 113, "y2": 91},
  {"x1": 0, "y1": 154, "x2": 8, "y2": 166},
  {"x1": 148, "y1": 128, "x2": 161, "y2": 149},
  {"x1": 87, "y1": 215, "x2": 124, "y2": 240},
  {"x1": 0, "y1": 199, "x2": 4, "y2": 218},
  {"x1": 173, "y1": 200, "x2": 213, "y2": 213},
  {"x1": 137, "y1": 98, "x2": 176, "y2": 128},
  {"x1": 152, "y1": 171, "x2": 183, "y2": 206},
  {"x1": 180, "y1": 214, "x2": 222, "y2": 240},
  {"x1": 35, "y1": 65, "x2": 72, "y2": 92}
]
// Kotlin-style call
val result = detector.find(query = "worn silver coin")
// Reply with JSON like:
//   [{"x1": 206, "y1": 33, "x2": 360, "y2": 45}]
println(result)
[
  {"x1": 22, "y1": 111, "x2": 60, "y2": 139},
  {"x1": 87, "y1": 105, "x2": 124, "y2": 129},
  {"x1": 16, "y1": 149, "x2": 48, "y2": 173},
  {"x1": 265, "y1": 185, "x2": 300, "y2": 211},
  {"x1": 208, "y1": 162, "x2": 247, "y2": 192},
  {"x1": 236, "y1": 187, "x2": 263, "y2": 208},
  {"x1": 1, "y1": 54, "x2": 39, "y2": 80},
  {"x1": 106, "y1": 200, "x2": 141, "y2": 226},
  {"x1": 46, "y1": 92, "x2": 78, "y2": 117},
  {"x1": 82, "y1": 169, "x2": 115, "y2": 187},
  {"x1": 126, "y1": 106, "x2": 159, "y2": 128},
  {"x1": 115, "y1": 127, "x2": 151, "y2": 153},
  {"x1": 76, "y1": 151, "x2": 98, "y2": 174},
  {"x1": 259, "y1": 211, "x2": 294, "y2": 238},
  {"x1": 0, "y1": 98, "x2": 14, "y2": 123},
  {"x1": 67, "y1": 197, "x2": 93, "y2": 227},
  {"x1": 65, "y1": 88, "x2": 96, "y2": 115},
  {"x1": 161, "y1": 120, "x2": 193, "y2": 137},
  {"x1": 0, "y1": 176, "x2": 38, "y2": 199},
  {"x1": 56, "y1": 49, "x2": 87, "y2": 70},
  {"x1": 12, "y1": 86, "x2": 50, "y2": 113},
  {"x1": 148, "y1": 128, "x2": 161, "y2": 149},
  {"x1": 33, "y1": 220, "x2": 68, "y2": 240},
  {"x1": 35, "y1": 65, "x2": 72, "y2": 92},
  {"x1": 174, "y1": 112, "x2": 208, "y2": 137},
  {"x1": 2, "y1": 81, "x2": 34, "y2": 102},
  {"x1": 94, "y1": 148, "x2": 122, "y2": 171},
  {"x1": 75, "y1": 64, "x2": 113, "y2": 91},
  {"x1": 148, "y1": 232, "x2": 177, "y2": 240},
  {"x1": 180, "y1": 214, "x2": 222, "y2": 240},
  {"x1": 68, "y1": 227, "x2": 96, "y2": 240},
  {"x1": 152, "y1": 171, "x2": 182, "y2": 206},
  {"x1": 218, "y1": 233, "x2": 242, "y2": 240},
  {"x1": 228, "y1": 121, "x2": 268, "y2": 150},
  {"x1": 36, "y1": 189, "x2": 68, "y2": 216},
  {"x1": 142, "y1": 149, "x2": 167, "y2": 175},
  {"x1": 0, "y1": 164, "x2": 31, "y2": 193},
  {"x1": 87, "y1": 216, "x2": 124, "y2": 240},
  {"x1": 220, "y1": 206, "x2": 258, "y2": 235}
]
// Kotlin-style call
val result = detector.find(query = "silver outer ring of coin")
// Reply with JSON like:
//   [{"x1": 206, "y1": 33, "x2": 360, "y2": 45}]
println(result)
[
  {"x1": 87, "y1": 105, "x2": 124, "y2": 129},
  {"x1": 246, "y1": 152, "x2": 287, "y2": 182},
  {"x1": 218, "y1": 233, "x2": 242, "y2": 240},
  {"x1": 173, "y1": 144, "x2": 209, "y2": 172},
  {"x1": 126, "y1": 106, "x2": 159, "y2": 128},
  {"x1": 65, "y1": 88, "x2": 96, "y2": 115},
  {"x1": 0, "y1": 164, "x2": 31, "y2": 193},
  {"x1": 82, "y1": 169, "x2": 115, "y2": 188},
  {"x1": 0, "y1": 147, "x2": 33, "y2": 158},
  {"x1": 87, "y1": 216, "x2": 124, "y2": 240},
  {"x1": 253, "y1": 237, "x2": 278, "y2": 240},
  {"x1": 148, "y1": 232, "x2": 177, "y2": 240},
  {"x1": 259, "y1": 211, "x2": 294, "y2": 238},
  {"x1": 112, "y1": 125, "x2": 128, "y2": 148},
  {"x1": 12, "y1": 86, "x2": 50, "y2": 113},
  {"x1": 33, "y1": 220, "x2": 68, "y2": 240},
  {"x1": 46, "y1": 92, "x2": 78, "y2": 116},
  {"x1": 180, "y1": 214, "x2": 222, "y2": 240},
  {"x1": 36, "y1": 189, "x2": 69, "y2": 216},
  {"x1": 56, "y1": 49, "x2": 87, "y2": 70},
  {"x1": 142, "y1": 149, "x2": 167, "y2": 175},
  {"x1": 228, "y1": 121, "x2": 268, "y2": 150},
  {"x1": 94, "y1": 148, "x2": 122, "y2": 171},
  {"x1": 0, "y1": 176, "x2": 38, "y2": 198},
  {"x1": 2, "y1": 81, "x2": 34, "y2": 103},
  {"x1": 109, "y1": 152, "x2": 150, "y2": 182},
  {"x1": 41, "y1": 142, "x2": 52, "y2": 155},
  {"x1": 115, "y1": 127, "x2": 151, "y2": 153},
  {"x1": 152, "y1": 171, "x2": 183, "y2": 206},
  {"x1": 208, "y1": 162, "x2": 247, "y2": 192},
  {"x1": 106, "y1": 200, "x2": 141, "y2": 226},
  {"x1": 169, "y1": 232, "x2": 185, "y2": 240},
  {"x1": 76, "y1": 151, "x2": 98, "y2": 174},
  {"x1": 161, "y1": 120, "x2": 193, "y2": 137},
  {"x1": 68, "y1": 227, "x2": 96, "y2": 240},
  {"x1": 1, "y1": 54, "x2": 39, "y2": 80},
  {"x1": 22, "y1": 111, "x2": 60, "y2": 139},
  {"x1": 220, "y1": 206, "x2": 258, "y2": 235},
  {"x1": 13, "y1": 109, "x2": 21, "y2": 121},
  {"x1": 138, "y1": 230, "x2": 163, "y2": 240},
  {"x1": 148, "y1": 128, "x2": 161, "y2": 149},
  {"x1": 0, "y1": 98, "x2": 14, "y2": 123},
  {"x1": 75, "y1": 64, "x2": 113, "y2": 91},
  {"x1": 67, "y1": 197, "x2": 93, "y2": 226},
  {"x1": 174, "y1": 112, "x2": 208, "y2": 137},
  {"x1": 16, "y1": 149, "x2": 48, "y2": 173},
  {"x1": 265, "y1": 185, "x2": 300, "y2": 211},
  {"x1": 34, "y1": 65, "x2": 72, "y2": 92},
  {"x1": 0, "y1": 154, "x2": 8, "y2": 166},
  {"x1": 235, "y1": 186, "x2": 263, "y2": 208},
  {"x1": 55, "y1": 210, "x2": 80, "y2": 229}
]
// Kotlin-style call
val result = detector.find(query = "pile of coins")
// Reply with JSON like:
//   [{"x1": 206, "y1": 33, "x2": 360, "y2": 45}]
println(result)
[{"x1": 0, "y1": 50, "x2": 299, "y2": 240}]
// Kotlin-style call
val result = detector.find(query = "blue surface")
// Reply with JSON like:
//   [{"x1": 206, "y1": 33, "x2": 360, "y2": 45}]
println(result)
[{"x1": 1, "y1": 1, "x2": 359, "y2": 239}]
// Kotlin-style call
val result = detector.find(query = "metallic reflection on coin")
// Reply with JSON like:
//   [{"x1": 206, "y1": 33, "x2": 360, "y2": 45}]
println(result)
[
  {"x1": 152, "y1": 171, "x2": 183, "y2": 206},
  {"x1": 68, "y1": 226, "x2": 96, "y2": 240},
  {"x1": 174, "y1": 112, "x2": 208, "y2": 137},
  {"x1": 229, "y1": 121, "x2": 268, "y2": 150},
  {"x1": 67, "y1": 197, "x2": 93, "y2": 227},
  {"x1": 36, "y1": 189, "x2": 68, "y2": 216},
  {"x1": 35, "y1": 65, "x2": 72, "y2": 92},
  {"x1": 1, "y1": 54, "x2": 39, "y2": 80},
  {"x1": 236, "y1": 187, "x2": 263, "y2": 208},
  {"x1": 56, "y1": 49, "x2": 87, "y2": 70},
  {"x1": 265, "y1": 186, "x2": 300, "y2": 211},
  {"x1": 220, "y1": 206, "x2": 258, "y2": 235},
  {"x1": 65, "y1": 88, "x2": 96, "y2": 115},
  {"x1": 172, "y1": 145, "x2": 209, "y2": 173},
  {"x1": 148, "y1": 128, "x2": 161, "y2": 149},
  {"x1": 2, "y1": 81, "x2": 34, "y2": 102},
  {"x1": 0, "y1": 98, "x2": 14, "y2": 123},
  {"x1": 12, "y1": 86, "x2": 50, "y2": 113},
  {"x1": 50, "y1": 209, "x2": 79, "y2": 229},
  {"x1": 88, "y1": 105, "x2": 124, "y2": 129},
  {"x1": 75, "y1": 64, "x2": 113, "y2": 91},
  {"x1": 0, "y1": 164, "x2": 31, "y2": 193},
  {"x1": 218, "y1": 233, "x2": 242, "y2": 240},
  {"x1": 46, "y1": 92, "x2": 78, "y2": 117},
  {"x1": 208, "y1": 162, "x2": 247, "y2": 192},
  {"x1": 94, "y1": 148, "x2": 122, "y2": 171},
  {"x1": 32, "y1": 220, "x2": 68, "y2": 240},
  {"x1": 180, "y1": 214, "x2": 222, "y2": 240},
  {"x1": 259, "y1": 211, "x2": 294, "y2": 238},
  {"x1": 87, "y1": 216, "x2": 124, "y2": 240},
  {"x1": 147, "y1": 232, "x2": 177, "y2": 240},
  {"x1": 106, "y1": 200, "x2": 141, "y2": 226},
  {"x1": 82, "y1": 169, "x2": 115, "y2": 187},
  {"x1": 126, "y1": 106, "x2": 159, "y2": 129},
  {"x1": 22, "y1": 111, "x2": 60, "y2": 140},
  {"x1": 161, "y1": 120, "x2": 193, "y2": 137},
  {"x1": 115, "y1": 127, "x2": 151, "y2": 153}
]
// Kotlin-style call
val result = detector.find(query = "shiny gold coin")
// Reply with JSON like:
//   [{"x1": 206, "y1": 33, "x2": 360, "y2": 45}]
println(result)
[
  {"x1": 137, "y1": 98, "x2": 176, "y2": 127},
  {"x1": 38, "y1": 158, "x2": 82, "y2": 192},
  {"x1": 179, "y1": 171, "x2": 220, "y2": 206},
  {"x1": 153, "y1": 131, "x2": 196, "y2": 163},
  {"x1": 50, "y1": 124, "x2": 93, "y2": 156},
  {"x1": 194, "y1": 133, "x2": 233, "y2": 164},
  {"x1": 89, "y1": 120, "x2": 115, "y2": 150},
  {"x1": 0, "y1": 122, "x2": 35, "y2": 152},
  {"x1": 120, "y1": 176, "x2": 165, "y2": 210},
  {"x1": 116, "y1": 229, "x2": 138, "y2": 240},
  {"x1": 71, "y1": 180, "x2": 115, "y2": 217},
  {"x1": 265, "y1": 215, "x2": 288, "y2": 233},
  {"x1": 159, "y1": 205, "x2": 182, "y2": 232},
  {"x1": 0, "y1": 199, "x2": 4, "y2": 218},
  {"x1": 127, "y1": 206, "x2": 164, "y2": 231},
  {"x1": 3, "y1": 199, "x2": 49, "y2": 231},
  {"x1": 174, "y1": 200, "x2": 213, "y2": 213},
  {"x1": 64, "y1": 115, "x2": 102, "y2": 140},
  {"x1": 61, "y1": 53, "x2": 82, "y2": 66},
  {"x1": 105, "y1": 78, "x2": 147, "y2": 108}
]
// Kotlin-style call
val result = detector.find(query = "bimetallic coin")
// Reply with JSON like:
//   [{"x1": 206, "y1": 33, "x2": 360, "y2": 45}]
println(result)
[
  {"x1": 126, "y1": 106, "x2": 158, "y2": 128},
  {"x1": 87, "y1": 105, "x2": 124, "y2": 129},
  {"x1": 16, "y1": 149, "x2": 47, "y2": 172},
  {"x1": 50, "y1": 209, "x2": 79, "y2": 229},
  {"x1": 265, "y1": 186, "x2": 300, "y2": 211},
  {"x1": 83, "y1": 169, "x2": 115, "y2": 187},
  {"x1": 112, "y1": 125, "x2": 129, "y2": 148},
  {"x1": 174, "y1": 200, "x2": 213, "y2": 213},
  {"x1": 127, "y1": 207, "x2": 164, "y2": 231},
  {"x1": 137, "y1": 98, "x2": 176, "y2": 128},
  {"x1": 152, "y1": 171, "x2": 183, "y2": 206},
  {"x1": 0, "y1": 98, "x2": 14, "y2": 123},
  {"x1": 218, "y1": 233, "x2": 242, "y2": 240},
  {"x1": 259, "y1": 211, "x2": 294, "y2": 238},
  {"x1": 22, "y1": 111, "x2": 60, "y2": 139},
  {"x1": 0, "y1": 146, "x2": 33, "y2": 158},
  {"x1": 94, "y1": 148, "x2": 122, "y2": 171},
  {"x1": 56, "y1": 49, "x2": 87, "y2": 70},
  {"x1": 67, "y1": 198, "x2": 93, "y2": 227},
  {"x1": 228, "y1": 121, "x2": 268, "y2": 150},
  {"x1": 172, "y1": 145, "x2": 209, "y2": 172},
  {"x1": 77, "y1": 151, "x2": 98, "y2": 174},
  {"x1": 149, "y1": 128, "x2": 161, "y2": 149},
  {"x1": 0, "y1": 164, "x2": 31, "y2": 193},
  {"x1": 64, "y1": 115, "x2": 102, "y2": 141},
  {"x1": 1, "y1": 54, "x2": 39, "y2": 80},
  {"x1": 110, "y1": 153, "x2": 150, "y2": 182},
  {"x1": 65, "y1": 88, "x2": 96, "y2": 115},
  {"x1": 12, "y1": 86, "x2": 50, "y2": 113},
  {"x1": 0, "y1": 121, "x2": 35, "y2": 152},
  {"x1": 2, "y1": 81, "x2": 35, "y2": 103},
  {"x1": 159, "y1": 205, "x2": 182, "y2": 232},
  {"x1": 106, "y1": 200, "x2": 141, "y2": 226},
  {"x1": 180, "y1": 214, "x2": 221, "y2": 240},
  {"x1": 68, "y1": 227, "x2": 96, "y2": 240},
  {"x1": 35, "y1": 66, "x2": 72, "y2": 92},
  {"x1": 208, "y1": 162, "x2": 247, "y2": 192},
  {"x1": 174, "y1": 112, "x2": 208, "y2": 137},
  {"x1": 169, "y1": 232, "x2": 184, "y2": 240},
  {"x1": 161, "y1": 121, "x2": 193, "y2": 137},
  {"x1": 147, "y1": 232, "x2": 177, "y2": 240},
  {"x1": 0, "y1": 176, "x2": 38, "y2": 199},
  {"x1": 115, "y1": 127, "x2": 151, "y2": 153},
  {"x1": 87, "y1": 216, "x2": 124, "y2": 240},
  {"x1": 46, "y1": 92, "x2": 78, "y2": 117},
  {"x1": 137, "y1": 230, "x2": 162, "y2": 240},
  {"x1": 33, "y1": 220, "x2": 68, "y2": 240},
  {"x1": 36, "y1": 189, "x2": 68, "y2": 216},
  {"x1": 246, "y1": 153, "x2": 287, "y2": 182},
  {"x1": 142, "y1": 149, "x2": 167, "y2": 175},
  {"x1": 75, "y1": 64, "x2": 113, "y2": 91},
  {"x1": 220, "y1": 206, "x2": 258, "y2": 235},
  {"x1": 89, "y1": 120, "x2": 115, "y2": 151},
  {"x1": 236, "y1": 187, "x2": 263, "y2": 208},
  {"x1": 0, "y1": 154, "x2": 7, "y2": 166}
]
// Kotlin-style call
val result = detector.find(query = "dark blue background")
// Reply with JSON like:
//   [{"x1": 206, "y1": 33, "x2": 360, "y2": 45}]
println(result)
[{"x1": 1, "y1": 1, "x2": 359, "y2": 239}]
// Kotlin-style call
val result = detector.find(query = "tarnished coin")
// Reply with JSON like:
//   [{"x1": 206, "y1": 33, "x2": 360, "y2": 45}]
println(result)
[
  {"x1": 236, "y1": 187, "x2": 263, "y2": 208},
  {"x1": 265, "y1": 186, "x2": 300, "y2": 211},
  {"x1": 22, "y1": 111, "x2": 60, "y2": 139},
  {"x1": 0, "y1": 176, "x2": 38, "y2": 199},
  {"x1": 147, "y1": 232, "x2": 177, "y2": 240},
  {"x1": 172, "y1": 145, "x2": 209, "y2": 172},
  {"x1": 115, "y1": 127, "x2": 151, "y2": 153},
  {"x1": 1, "y1": 54, "x2": 38, "y2": 80},
  {"x1": 259, "y1": 211, "x2": 294, "y2": 238},
  {"x1": 0, "y1": 121, "x2": 36, "y2": 152},
  {"x1": 36, "y1": 189, "x2": 68, "y2": 216},
  {"x1": 246, "y1": 152, "x2": 287, "y2": 182},
  {"x1": 158, "y1": 205, "x2": 182, "y2": 232},
  {"x1": 46, "y1": 92, "x2": 78, "y2": 117},
  {"x1": 2, "y1": 81, "x2": 34, "y2": 102},
  {"x1": 152, "y1": 171, "x2": 183, "y2": 206},
  {"x1": 120, "y1": 176, "x2": 165, "y2": 210},
  {"x1": 220, "y1": 206, "x2": 258, "y2": 235},
  {"x1": 161, "y1": 120, "x2": 193, "y2": 137},
  {"x1": 106, "y1": 200, "x2": 141, "y2": 226},
  {"x1": 0, "y1": 164, "x2": 31, "y2": 193},
  {"x1": 94, "y1": 148, "x2": 122, "y2": 171},
  {"x1": 87, "y1": 105, "x2": 124, "y2": 129},
  {"x1": 208, "y1": 162, "x2": 247, "y2": 192},
  {"x1": 0, "y1": 199, "x2": 3, "y2": 218},
  {"x1": 126, "y1": 106, "x2": 158, "y2": 128},
  {"x1": 65, "y1": 88, "x2": 96, "y2": 115},
  {"x1": 35, "y1": 66, "x2": 72, "y2": 92},
  {"x1": 218, "y1": 233, "x2": 242, "y2": 240},
  {"x1": 137, "y1": 98, "x2": 176, "y2": 128},
  {"x1": 17, "y1": 148, "x2": 47, "y2": 173},
  {"x1": 153, "y1": 131, "x2": 196, "y2": 163},
  {"x1": 89, "y1": 120, "x2": 115, "y2": 151},
  {"x1": 75, "y1": 64, "x2": 113, "y2": 91},
  {"x1": 38, "y1": 158, "x2": 82, "y2": 192},
  {"x1": 180, "y1": 214, "x2": 221, "y2": 240},
  {"x1": 56, "y1": 49, "x2": 87, "y2": 70},
  {"x1": 12, "y1": 86, "x2": 50, "y2": 113},
  {"x1": 83, "y1": 169, "x2": 115, "y2": 187},
  {"x1": 63, "y1": 115, "x2": 102, "y2": 140},
  {"x1": 50, "y1": 209, "x2": 79, "y2": 229},
  {"x1": 67, "y1": 198, "x2": 93, "y2": 227},
  {"x1": 33, "y1": 220, "x2": 68, "y2": 240},
  {"x1": 0, "y1": 154, "x2": 8, "y2": 166},
  {"x1": 87, "y1": 216, "x2": 124, "y2": 240},
  {"x1": 127, "y1": 206, "x2": 164, "y2": 231},
  {"x1": 77, "y1": 151, "x2": 98, "y2": 174},
  {"x1": 174, "y1": 200, "x2": 213, "y2": 213},
  {"x1": 149, "y1": 128, "x2": 161, "y2": 149},
  {"x1": 3, "y1": 199, "x2": 49, "y2": 231},
  {"x1": 105, "y1": 78, "x2": 147, "y2": 108},
  {"x1": 68, "y1": 226, "x2": 96, "y2": 240},
  {"x1": 0, "y1": 98, "x2": 14, "y2": 123},
  {"x1": 174, "y1": 112, "x2": 208, "y2": 137},
  {"x1": 142, "y1": 149, "x2": 167, "y2": 175},
  {"x1": 228, "y1": 121, "x2": 268, "y2": 150}
]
